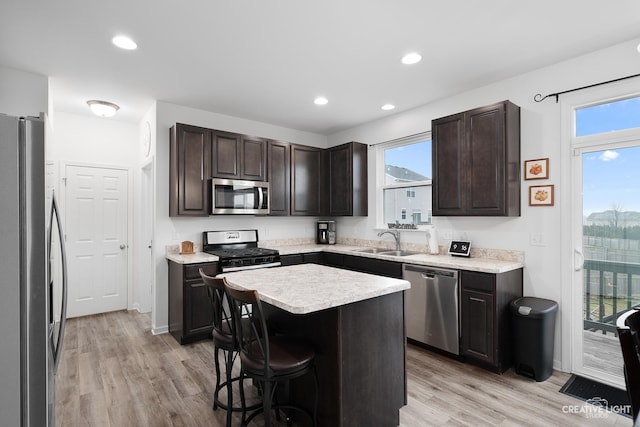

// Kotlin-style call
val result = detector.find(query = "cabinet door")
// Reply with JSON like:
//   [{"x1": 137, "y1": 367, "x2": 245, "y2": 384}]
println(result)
[
  {"x1": 280, "y1": 254, "x2": 303, "y2": 266},
  {"x1": 461, "y1": 288, "x2": 494, "y2": 364},
  {"x1": 241, "y1": 136, "x2": 267, "y2": 181},
  {"x1": 467, "y1": 103, "x2": 506, "y2": 215},
  {"x1": 170, "y1": 124, "x2": 211, "y2": 216},
  {"x1": 211, "y1": 131, "x2": 241, "y2": 179},
  {"x1": 291, "y1": 144, "x2": 323, "y2": 216},
  {"x1": 432, "y1": 112, "x2": 466, "y2": 216},
  {"x1": 268, "y1": 140, "x2": 290, "y2": 215},
  {"x1": 327, "y1": 142, "x2": 368, "y2": 216},
  {"x1": 328, "y1": 143, "x2": 352, "y2": 215},
  {"x1": 185, "y1": 280, "x2": 214, "y2": 336}
]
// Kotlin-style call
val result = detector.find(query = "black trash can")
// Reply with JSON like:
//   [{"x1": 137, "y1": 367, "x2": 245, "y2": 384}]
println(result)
[{"x1": 510, "y1": 297, "x2": 558, "y2": 382}]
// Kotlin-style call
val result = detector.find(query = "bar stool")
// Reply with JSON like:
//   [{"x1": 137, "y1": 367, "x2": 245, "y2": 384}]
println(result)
[
  {"x1": 224, "y1": 280, "x2": 318, "y2": 427},
  {"x1": 199, "y1": 269, "x2": 248, "y2": 427}
]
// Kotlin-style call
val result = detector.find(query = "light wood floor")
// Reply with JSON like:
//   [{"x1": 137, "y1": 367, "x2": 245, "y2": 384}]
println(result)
[
  {"x1": 56, "y1": 310, "x2": 633, "y2": 426},
  {"x1": 583, "y1": 330, "x2": 625, "y2": 379}
]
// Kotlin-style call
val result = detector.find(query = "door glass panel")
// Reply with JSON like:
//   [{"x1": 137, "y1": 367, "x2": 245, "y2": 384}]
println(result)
[{"x1": 582, "y1": 145, "x2": 640, "y2": 378}]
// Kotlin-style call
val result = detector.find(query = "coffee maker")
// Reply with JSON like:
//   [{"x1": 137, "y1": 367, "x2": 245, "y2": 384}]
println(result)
[{"x1": 317, "y1": 221, "x2": 336, "y2": 244}]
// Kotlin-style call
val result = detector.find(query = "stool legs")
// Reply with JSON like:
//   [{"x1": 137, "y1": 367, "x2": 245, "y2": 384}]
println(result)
[{"x1": 212, "y1": 345, "x2": 237, "y2": 427}]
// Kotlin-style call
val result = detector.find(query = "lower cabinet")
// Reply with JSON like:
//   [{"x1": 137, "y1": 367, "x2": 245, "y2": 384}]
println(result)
[
  {"x1": 280, "y1": 252, "x2": 324, "y2": 266},
  {"x1": 168, "y1": 260, "x2": 218, "y2": 344},
  {"x1": 460, "y1": 269, "x2": 523, "y2": 372},
  {"x1": 341, "y1": 254, "x2": 403, "y2": 278}
]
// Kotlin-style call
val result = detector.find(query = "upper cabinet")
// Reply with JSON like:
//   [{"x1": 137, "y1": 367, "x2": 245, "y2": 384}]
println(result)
[
  {"x1": 169, "y1": 123, "x2": 211, "y2": 217},
  {"x1": 211, "y1": 131, "x2": 267, "y2": 181},
  {"x1": 267, "y1": 140, "x2": 290, "y2": 216},
  {"x1": 326, "y1": 142, "x2": 368, "y2": 216},
  {"x1": 290, "y1": 144, "x2": 324, "y2": 216},
  {"x1": 432, "y1": 101, "x2": 520, "y2": 217},
  {"x1": 169, "y1": 123, "x2": 369, "y2": 217}
]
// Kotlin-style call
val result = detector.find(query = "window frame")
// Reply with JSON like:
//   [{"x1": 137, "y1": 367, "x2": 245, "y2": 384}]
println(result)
[{"x1": 376, "y1": 131, "x2": 432, "y2": 229}]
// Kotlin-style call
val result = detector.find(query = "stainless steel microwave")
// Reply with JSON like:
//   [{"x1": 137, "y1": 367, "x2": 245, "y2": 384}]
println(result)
[{"x1": 211, "y1": 178, "x2": 270, "y2": 214}]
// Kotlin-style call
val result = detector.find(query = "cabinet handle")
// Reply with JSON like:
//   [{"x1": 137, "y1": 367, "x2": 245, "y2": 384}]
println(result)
[{"x1": 470, "y1": 297, "x2": 484, "y2": 302}]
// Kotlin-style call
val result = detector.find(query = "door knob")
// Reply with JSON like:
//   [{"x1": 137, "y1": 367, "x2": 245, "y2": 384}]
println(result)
[{"x1": 120, "y1": 244, "x2": 126, "y2": 250}]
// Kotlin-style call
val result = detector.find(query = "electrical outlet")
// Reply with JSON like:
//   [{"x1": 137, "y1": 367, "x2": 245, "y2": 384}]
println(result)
[{"x1": 530, "y1": 233, "x2": 545, "y2": 246}]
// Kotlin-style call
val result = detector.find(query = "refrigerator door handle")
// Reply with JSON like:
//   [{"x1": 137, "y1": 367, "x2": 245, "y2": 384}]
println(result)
[{"x1": 49, "y1": 191, "x2": 68, "y2": 373}]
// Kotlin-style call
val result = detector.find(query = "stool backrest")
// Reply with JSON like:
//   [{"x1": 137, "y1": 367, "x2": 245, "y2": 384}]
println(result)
[
  {"x1": 616, "y1": 308, "x2": 640, "y2": 422},
  {"x1": 224, "y1": 281, "x2": 272, "y2": 376},
  {"x1": 199, "y1": 269, "x2": 233, "y2": 337}
]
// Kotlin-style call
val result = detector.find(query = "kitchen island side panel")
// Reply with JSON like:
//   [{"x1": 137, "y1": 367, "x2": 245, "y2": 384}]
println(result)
[{"x1": 263, "y1": 290, "x2": 406, "y2": 427}]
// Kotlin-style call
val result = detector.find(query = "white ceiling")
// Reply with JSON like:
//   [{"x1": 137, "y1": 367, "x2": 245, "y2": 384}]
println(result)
[{"x1": 2, "y1": 1, "x2": 640, "y2": 135}]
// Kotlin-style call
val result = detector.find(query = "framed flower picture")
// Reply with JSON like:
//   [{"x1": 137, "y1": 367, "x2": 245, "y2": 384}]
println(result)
[
  {"x1": 524, "y1": 158, "x2": 549, "y2": 180},
  {"x1": 529, "y1": 184, "x2": 554, "y2": 206}
]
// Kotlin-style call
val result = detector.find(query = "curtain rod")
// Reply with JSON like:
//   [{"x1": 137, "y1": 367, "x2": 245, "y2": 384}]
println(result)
[
  {"x1": 534, "y1": 73, "x2": 640, "y2": 103},
  {"x1": 367, "y1": 131, "x2": 429, "y2": 148}
]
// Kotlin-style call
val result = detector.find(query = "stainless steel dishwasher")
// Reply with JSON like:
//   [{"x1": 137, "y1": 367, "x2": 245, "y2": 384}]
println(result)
[{"x1": 403, "y1": 264, "x2": 459, "y2": 355}]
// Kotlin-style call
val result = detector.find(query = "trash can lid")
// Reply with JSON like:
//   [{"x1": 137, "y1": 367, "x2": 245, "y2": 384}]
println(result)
[{"x1": 510, "y1": 297, "x2": 558, "y2": 317}]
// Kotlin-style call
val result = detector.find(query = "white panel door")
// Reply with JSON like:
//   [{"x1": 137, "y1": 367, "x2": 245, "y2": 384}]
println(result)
[{"x1": 65, "y1": 165, "x2": 128, "y2": 318}]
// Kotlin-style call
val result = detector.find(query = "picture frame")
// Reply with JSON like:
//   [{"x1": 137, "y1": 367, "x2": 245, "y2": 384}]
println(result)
[
  {"x1": 524, "y1": 158, "x2": 549, "y2": 180},
  {"x1": 529, "y1": 184, "x2": 554, "y2": 206}
]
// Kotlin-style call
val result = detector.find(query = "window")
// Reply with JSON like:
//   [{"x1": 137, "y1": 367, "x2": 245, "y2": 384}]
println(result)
[
  {"x1": 576, "y1": 96, "x2": 640, "y2": 137},
  {"x1": 380, "y1": 133, "x2": 432, "y2": 227}
]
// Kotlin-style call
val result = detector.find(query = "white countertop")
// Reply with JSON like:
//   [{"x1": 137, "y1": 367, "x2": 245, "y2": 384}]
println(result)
[
  {"x1": 166, "y1": 251, "x2": 218, "y2": 264},
  {"x1": 166, "y1": 243, "x2": 524, "y2": 274},
  {"x1": 220, "y1": 263, "x2": 410, "y2": 314}
]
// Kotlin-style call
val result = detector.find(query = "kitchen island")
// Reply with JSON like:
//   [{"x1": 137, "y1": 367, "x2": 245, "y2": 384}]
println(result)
[{"x1": 221, "y1": 263, "x2": 410, "y2": 427}]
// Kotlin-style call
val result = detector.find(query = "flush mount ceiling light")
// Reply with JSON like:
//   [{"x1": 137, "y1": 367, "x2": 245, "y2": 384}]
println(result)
[
  {"x1": 381, "y1": 104, "x2": 396, "y2": 111},
  {"x1": 401, "y1": 52, "x2": 422, "y2": 65},
  {"x1": 87, "y1": 100, "x2": 120, "y2": 117},
  {"x1": 314, "y1": 97, "x2": 328, "y2": 106},
  {"x1": 112, "y1": 35, "x2": 137, "y2": 50}
]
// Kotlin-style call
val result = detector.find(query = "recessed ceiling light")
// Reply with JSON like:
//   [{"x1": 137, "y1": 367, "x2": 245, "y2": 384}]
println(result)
[
  {"x1": 314, "y1": 97, "x2": 328, "y2": 106},
  {"x1": 112, "y1": 35, "x2": 137, "y2": 50},
  {"x1": 381, "y1": 104, "x2": 395, "y2": 111},
  {"x1": 401, "y1": 52, "x2": 422, "y2": 65},
  {"x1": 87, "y1": 100, "x2": 120, "y2": 117}
]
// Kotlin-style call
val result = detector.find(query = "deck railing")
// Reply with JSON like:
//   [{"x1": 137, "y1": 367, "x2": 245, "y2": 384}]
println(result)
[{"x1": 583, "y1": 259, "x2": 640, "y2": 334}]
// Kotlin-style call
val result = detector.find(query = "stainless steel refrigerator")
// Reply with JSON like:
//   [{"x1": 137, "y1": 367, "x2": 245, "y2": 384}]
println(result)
[{"x1": 0, "y1": 114, "x2": 68, "y2": 426}]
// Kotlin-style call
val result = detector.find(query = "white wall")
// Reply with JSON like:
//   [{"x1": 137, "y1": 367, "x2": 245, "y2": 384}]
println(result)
[
  {"x1": 0, "y1": 66, "x2": 48, "y2": 118},
  {"x1": 151, "y1": 101, "x2": 328, "y2": 332},
  {"x1": 328, "y1": 38, "x2": 640, "y2": 368}
]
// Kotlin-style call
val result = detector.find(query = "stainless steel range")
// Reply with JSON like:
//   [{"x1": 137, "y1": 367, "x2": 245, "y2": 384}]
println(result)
[{"x1": 203, "y1": 229, "x2": 281, "y2": 272}]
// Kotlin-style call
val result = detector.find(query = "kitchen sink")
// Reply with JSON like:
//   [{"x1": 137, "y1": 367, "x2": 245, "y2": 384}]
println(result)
[
  {"x1": 351, "y1": 247, "x2": 389, "y2": 254},
  {"x1": 377, "y1": 250, "x2": 421, "y2": 257}
]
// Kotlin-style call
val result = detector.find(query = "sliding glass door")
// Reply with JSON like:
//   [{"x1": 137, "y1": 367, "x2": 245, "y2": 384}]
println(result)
[{"x1": 571, "y1": 96, "x2": 640, "y2": 387}]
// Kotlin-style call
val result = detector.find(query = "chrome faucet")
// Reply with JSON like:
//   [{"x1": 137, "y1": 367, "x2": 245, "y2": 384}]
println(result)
[{"x1": 377, "y1": 229, "x2": 401, "y2": 251}]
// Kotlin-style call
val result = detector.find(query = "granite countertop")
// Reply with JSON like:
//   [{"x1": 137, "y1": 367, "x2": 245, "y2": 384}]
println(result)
[
  {"x1": 273, "y1": 244, "x2": 524, "y2": 274},
  {"x1": 166, "y1": 243, "x2": 524, "y2": 274},
  {"x1": 220, "y1": 263, "x2": 410, "y2": 314}
]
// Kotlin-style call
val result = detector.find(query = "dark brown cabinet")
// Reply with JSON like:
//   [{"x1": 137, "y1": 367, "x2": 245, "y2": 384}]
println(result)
[
  {"x1": 211, "y1": 132, "x2": 267, "y2": 181},
  {"x1": 267, "y1": 140, "x2": 290, "y2": 216},
  {"x1": 169, "y1": 123, "x2": 369, "y2": 217},
  {"x1": 290, "y1": 144, "x2": 324, "y2": 216},
  {"x1": 168, "y1": 260, "x2": 218, "y2": 344},
  {"x1": 169, "y1": 123, "x2": 211, "y2": 217},
  {"x1": 460, "y1": 269, "x2": 522, "y2": 372},
  {"x1": 326, "y1": 142, "x2": 368, "y2": 216},
  {"x1": 432, "y1": 100, "x2": 520, "y2": 216}
]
